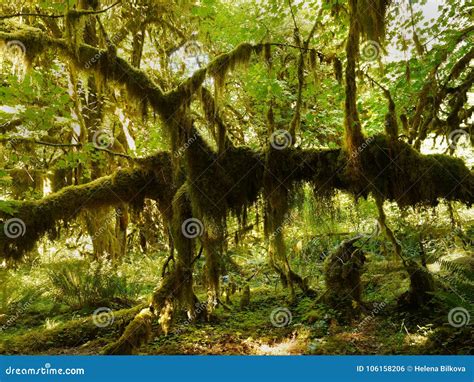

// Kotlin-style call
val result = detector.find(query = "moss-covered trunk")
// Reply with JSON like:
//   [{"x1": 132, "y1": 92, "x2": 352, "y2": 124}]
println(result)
[{"x1": 344, "y1": 0, "x2": 365, "y2": 156}]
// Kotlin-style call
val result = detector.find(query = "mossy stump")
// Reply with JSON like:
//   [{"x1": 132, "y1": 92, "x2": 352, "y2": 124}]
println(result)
[{"x1": 324, "y1": 236, "x2": 366, "y2": 318}]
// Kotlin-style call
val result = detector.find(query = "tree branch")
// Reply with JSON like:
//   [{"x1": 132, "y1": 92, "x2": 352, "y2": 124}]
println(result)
[{"x1": 0, "y1": 1, "x2": 121, "y2": 20}]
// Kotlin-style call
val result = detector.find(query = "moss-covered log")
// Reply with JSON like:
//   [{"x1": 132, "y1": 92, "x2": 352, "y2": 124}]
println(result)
[
  {"x1": 0, "y1": 305, "x2": 145, "y2": 354},
  {"x1": 1, "y1": 136, "x2": 472, "y2": 261},
  {"x1": 355, "y1": 135, "x2": 473, "y2": 207},
  {"x1": 0, "y1": 153, "x2": 173, "y2": 260}
]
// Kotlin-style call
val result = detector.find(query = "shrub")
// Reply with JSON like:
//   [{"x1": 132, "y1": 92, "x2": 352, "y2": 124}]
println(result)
[{"x1": 47, "y1": 259, "x2": 140, "y2": 309}]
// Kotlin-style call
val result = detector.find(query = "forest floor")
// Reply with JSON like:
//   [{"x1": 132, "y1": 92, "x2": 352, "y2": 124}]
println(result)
[{"x1": 1, "y1": 252, "x2": 472, "y2": 355}]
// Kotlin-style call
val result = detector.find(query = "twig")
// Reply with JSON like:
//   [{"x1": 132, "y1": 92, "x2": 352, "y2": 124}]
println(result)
[{"x1": 191, "y1": 245, "x2": 204, "y2": 265}]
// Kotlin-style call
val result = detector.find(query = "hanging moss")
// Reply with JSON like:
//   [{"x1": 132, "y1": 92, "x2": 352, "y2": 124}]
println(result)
[
  {"x1": 344, "y1": 0, "x2": 366, "y2": 158},
  {"x1": 64, "y1": 10, "x2": 85, "y2": 58},
  {"x1": 202, "y1": 221, "x2": 225, "y2": 313},
  {"x1": 0, "y1": 161, "x2": 172, "y2": 260},
  {"x1": 184, "y1": 130, "x2": 264, "y2": 220},
  {"x1": 1, "y1": 136, "x2": 472, "y2": 261},
  {"x1": 7, "y1": 168, "x2": 43, "y2": 198},
  {"x1": 208, "y1": 43, "x2": 255, "y2": 96},
  {"x1": 309, "y1": 49, "x2": 317, "y2": 70},
  {"x1": 264, "y1": 43, "x2": 272, "y2": 69},
  {"x1": 168, "y1": 183, "x2": 195, "y2": 309},
  {"x1": 356, "y1": 0, "x2": 391, "y2": 44},
  {"x1": 51, "y1": 168, "x2": 73, "y2": 192},
  {"x1": 354, "y1": 135, "x2": 474, "y2": 207},
  {"x1": 198, "y1": 87, "x2": 228, "y2": 153},
  {"x1": 264, "y1": 146, "x2": 345, "y2": 194},
  {"x1": 0, "y1": 25, "x2": 49, "y2": 68}
]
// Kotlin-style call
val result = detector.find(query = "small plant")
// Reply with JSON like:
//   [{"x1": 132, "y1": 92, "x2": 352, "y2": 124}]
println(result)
[{"x1": 47, "y1": 259, "x2": 140, "y2": 310}]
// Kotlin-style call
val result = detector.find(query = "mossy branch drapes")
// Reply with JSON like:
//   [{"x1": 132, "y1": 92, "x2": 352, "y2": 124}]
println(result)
[
  {"x1": 2, "y1": 137, "x2": 472, "y2": 261},
  {"x1": 0, "y1": 153, "x2": 173, "y2": 260},
  {"x1": 0, "y1": 28, "x2": 261, "y2": 123}
]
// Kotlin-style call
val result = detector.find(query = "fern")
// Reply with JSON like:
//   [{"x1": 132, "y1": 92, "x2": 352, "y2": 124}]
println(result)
[
  {"x1": 47, "y1": 259, "x2": 140, "y2": 309},
  {"x1": 432, "y1": 257, "x2": 474, "y2": 308}
]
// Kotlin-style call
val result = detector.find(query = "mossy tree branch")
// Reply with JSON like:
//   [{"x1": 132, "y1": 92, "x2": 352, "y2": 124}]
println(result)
[
  {"x1": 0, "y1": 153, "x2": 173, "y2": 260},
  {"x1": 1, "y1": 138, "x2": 473, "y2": 261}
]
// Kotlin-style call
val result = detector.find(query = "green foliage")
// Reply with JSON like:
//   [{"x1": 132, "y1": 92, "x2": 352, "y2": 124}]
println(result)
[
  {"x1": 46, "y1": 259, "x2": 140, "y2": 309},
  {"x1": 0, "y1": 0, "x2": 472, "y2": 357}
]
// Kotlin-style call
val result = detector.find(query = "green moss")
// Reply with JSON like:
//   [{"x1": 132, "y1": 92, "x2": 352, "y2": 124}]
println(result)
[
  {"x1": 102, "y1": 308, "x2": 153, "y2": 355},
  {"x1": 355, "y1": 135, "x2": 474, "y2": 206},
  {"x1": 324, "y1": 236, "x2": 366, "y2": 318},
  {"x1": 208, "y1": 43, "x2": 255, "y2": 92},
  {"x1": 0, "y1": 305, "x2": 143, "y2": 354},
  {"x1": 0, "y1": 167, "x2": 164, "y2": 260}
]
